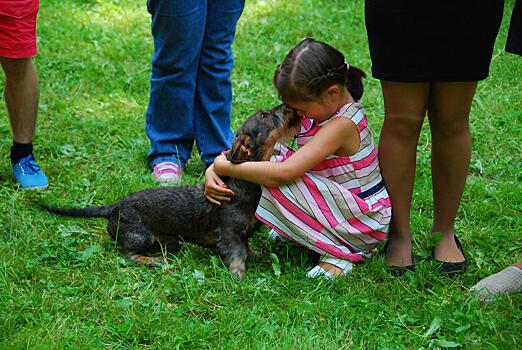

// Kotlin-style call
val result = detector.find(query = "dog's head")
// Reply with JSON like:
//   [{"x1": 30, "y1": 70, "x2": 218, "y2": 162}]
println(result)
[{"x1": 227, "y1": 104, "x2": 301, "y2": 163}]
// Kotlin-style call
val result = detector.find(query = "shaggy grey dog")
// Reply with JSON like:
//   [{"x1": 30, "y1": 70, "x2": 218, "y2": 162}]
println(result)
[{"x1": 40, "y1": 104, "x2": 300, "y2": 279}]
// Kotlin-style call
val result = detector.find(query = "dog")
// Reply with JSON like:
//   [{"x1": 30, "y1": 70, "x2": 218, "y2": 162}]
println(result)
[{"x1": 40, "y1": 104, "x2": 300, "y2": 279}]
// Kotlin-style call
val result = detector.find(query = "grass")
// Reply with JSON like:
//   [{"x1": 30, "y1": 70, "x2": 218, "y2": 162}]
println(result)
[{"x1": 0, "y1": 0, "x2": 521, "y2": 348}]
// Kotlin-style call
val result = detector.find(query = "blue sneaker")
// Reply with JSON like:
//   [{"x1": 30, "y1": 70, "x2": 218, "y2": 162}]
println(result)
[{"x1": 12, "y1": 154, "x2": 49, "y2": 190}]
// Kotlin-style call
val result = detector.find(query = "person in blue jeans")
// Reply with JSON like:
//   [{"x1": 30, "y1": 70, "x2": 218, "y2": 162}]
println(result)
[{"x1": 146, "y1": 0, "x2": 245, "y2": 183}]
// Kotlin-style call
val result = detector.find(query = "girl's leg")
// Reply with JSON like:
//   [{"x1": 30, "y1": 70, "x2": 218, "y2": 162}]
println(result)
[
  {"x1": 427, "y1": 82, "x2": 477, "y2": 262},
  {"x1": 379, "y1": 81, "x2": 430, "y2": 267},
  {"x1": 145, "y1": 0, "x2": 206, "y2": 168},
  {"x1": 313, "y1": 257, "x2": 353, "y2": 279},
  {"x1": 194, "y1": 0, "x2": 245, "y2": 167}
]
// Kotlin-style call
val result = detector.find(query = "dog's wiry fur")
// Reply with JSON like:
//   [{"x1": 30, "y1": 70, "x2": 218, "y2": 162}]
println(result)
[{"x1": 40, "y1": 104, "x2": 300, "y2": 279}]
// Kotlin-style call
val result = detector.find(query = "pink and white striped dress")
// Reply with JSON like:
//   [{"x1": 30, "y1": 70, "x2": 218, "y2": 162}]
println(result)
[{"x1": 255, "y1": 102, "x2": 391, "y2": 263}]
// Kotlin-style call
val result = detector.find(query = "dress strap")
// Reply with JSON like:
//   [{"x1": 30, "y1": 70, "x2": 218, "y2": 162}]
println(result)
[{"x1": 339, "y1": 102, "x2": 364, "y2": 122}]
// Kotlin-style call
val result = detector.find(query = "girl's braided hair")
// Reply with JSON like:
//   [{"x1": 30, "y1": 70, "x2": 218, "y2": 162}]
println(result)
[{"x1": 274, "y1": 38, "x2": 366, "y2": 102}]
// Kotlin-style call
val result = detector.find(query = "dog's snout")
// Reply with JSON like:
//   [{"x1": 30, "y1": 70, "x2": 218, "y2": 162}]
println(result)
[{"x1": 240, "y1": 144, "x2": 252, "y2": 157}]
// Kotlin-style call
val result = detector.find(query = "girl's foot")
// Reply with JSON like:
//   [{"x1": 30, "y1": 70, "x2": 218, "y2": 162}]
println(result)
[
  {"x1": 307, "y1": 256, "x2": 353, "y2": 279},
  {"x1": 152, "y1": 162, "x2": 182, "y2": 183}
]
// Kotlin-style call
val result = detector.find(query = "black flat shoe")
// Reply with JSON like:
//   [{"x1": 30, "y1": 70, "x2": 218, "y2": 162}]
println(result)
[
  {"x1": 384, "y1": 241, "x2": 415, "y2": 276},
  {"x1": 432, "y1": 236, "x2": 467, "y2": 273}
]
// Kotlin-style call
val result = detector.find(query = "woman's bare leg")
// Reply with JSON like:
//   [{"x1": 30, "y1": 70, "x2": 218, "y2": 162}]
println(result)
[
  {"x1": 379, "y1": 81, "x2": 430, "y2": 267},
  {"x1": 428, "y1": 82, "x2": 477, "y2": 262}
]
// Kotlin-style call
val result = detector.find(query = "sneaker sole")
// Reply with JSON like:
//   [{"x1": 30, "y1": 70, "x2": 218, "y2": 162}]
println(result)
[
  {"x1": 14, "y1": 177, "x2": 49, "y2": 191},
  {"x1": 154, "y1": 176, "x2": 181, "y2": 183}
]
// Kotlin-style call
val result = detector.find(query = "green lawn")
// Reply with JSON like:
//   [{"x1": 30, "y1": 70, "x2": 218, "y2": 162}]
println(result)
[{"x1": 1, "y1": 0, "x2": 521, "y2": 349}]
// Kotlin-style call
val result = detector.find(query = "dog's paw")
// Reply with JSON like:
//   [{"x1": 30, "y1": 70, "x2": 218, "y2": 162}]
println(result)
[
  {"x1": 229, "y1": 257, "x2": 246, "y2": 280},
  {"x1": 230, "y1": 268, "x2": 246, "y2": 280}
]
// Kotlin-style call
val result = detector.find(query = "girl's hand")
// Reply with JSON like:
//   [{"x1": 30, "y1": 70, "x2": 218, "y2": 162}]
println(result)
[{"x1": 204, "y1": 164, "x2": 234, "y2": 206}]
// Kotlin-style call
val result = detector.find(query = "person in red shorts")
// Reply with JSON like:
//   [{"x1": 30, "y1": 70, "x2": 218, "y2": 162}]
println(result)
[{"x1": 0, "y1": 0, "x2": 48, "y2": 190}]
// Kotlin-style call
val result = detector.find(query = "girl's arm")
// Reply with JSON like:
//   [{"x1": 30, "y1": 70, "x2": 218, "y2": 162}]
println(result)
[{"x1": 214, "y1": 117, "x2": 359, "y2": 187}]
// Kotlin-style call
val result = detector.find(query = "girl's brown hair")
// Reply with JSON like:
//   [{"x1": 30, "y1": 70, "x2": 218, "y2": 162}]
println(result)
[{"x1": 274, "y1": 38, "x2": 366, "y2": 102}]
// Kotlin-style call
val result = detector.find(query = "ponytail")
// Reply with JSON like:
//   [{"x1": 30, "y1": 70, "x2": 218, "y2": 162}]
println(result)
[{"x1": 344, "y1": 65, "x2": 367, "y2": 101}]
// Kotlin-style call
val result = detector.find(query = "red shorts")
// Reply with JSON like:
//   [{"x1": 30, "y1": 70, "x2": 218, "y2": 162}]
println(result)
[{"x1": 0, "y1": 0, "x2": 39, "y2": 58}]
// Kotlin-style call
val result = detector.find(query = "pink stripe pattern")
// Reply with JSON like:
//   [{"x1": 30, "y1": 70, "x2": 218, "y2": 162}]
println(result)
[{"x1": 256, "y1": 102, "x2": 391, "y2": 263}]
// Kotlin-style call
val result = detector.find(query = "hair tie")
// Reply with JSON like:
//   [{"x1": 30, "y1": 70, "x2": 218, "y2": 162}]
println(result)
[{"x1": 307, "y1": 62, "x2": 350, "y2": 86}]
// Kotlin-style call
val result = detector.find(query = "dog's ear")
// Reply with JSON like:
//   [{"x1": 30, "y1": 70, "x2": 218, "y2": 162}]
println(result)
[
  {"x1": 227, "y1": 135, "x2": 244, "y2": 162},
  {"x1": 228, "y1": 135, "x2": 255, "y2": 163}
]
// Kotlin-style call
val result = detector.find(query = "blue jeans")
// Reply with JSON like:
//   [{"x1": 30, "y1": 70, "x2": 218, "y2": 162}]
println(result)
[{"x1": 146, "y1": 0, "x2": 245, "y2": 168}]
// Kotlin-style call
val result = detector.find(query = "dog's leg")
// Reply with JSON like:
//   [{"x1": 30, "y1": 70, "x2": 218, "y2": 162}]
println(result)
[
  {"x1": 162, "y1": 238, "x2": 182, "y2": 254},
  {"x1": 216, "y1": 233, "x2": 248, "y2": 280},
  {"x1": 107, "y1": 210, "x2": 160, "y2": 265}
]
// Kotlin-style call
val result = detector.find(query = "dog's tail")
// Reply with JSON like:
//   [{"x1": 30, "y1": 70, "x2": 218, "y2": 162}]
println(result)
[{"x1": 39, "y1": 202, "x2": 115, "y2": 218}]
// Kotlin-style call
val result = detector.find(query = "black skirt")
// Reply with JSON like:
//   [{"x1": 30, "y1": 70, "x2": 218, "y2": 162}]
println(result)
[
  {"x1": 506, "y1": 0, "x2": 522, "y2": 56},
  {"x1": 365, "y1": 0, "x2": 505, "y2": 82}
]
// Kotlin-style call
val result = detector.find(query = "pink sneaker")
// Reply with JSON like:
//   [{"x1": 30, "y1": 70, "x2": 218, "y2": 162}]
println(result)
[{"x1": 152, "y1": 162, "x2": 182, "y2": 183}]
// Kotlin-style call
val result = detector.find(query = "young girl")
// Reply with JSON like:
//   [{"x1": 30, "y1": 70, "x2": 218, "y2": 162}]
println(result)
[{"x1": 204, "y1": 38, "x2": 391, "y2": 279}]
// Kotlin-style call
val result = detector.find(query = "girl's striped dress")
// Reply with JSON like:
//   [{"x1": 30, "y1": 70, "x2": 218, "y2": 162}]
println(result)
[{"x1": 255, "y1": 102, "x2": 391, "y2": 263}]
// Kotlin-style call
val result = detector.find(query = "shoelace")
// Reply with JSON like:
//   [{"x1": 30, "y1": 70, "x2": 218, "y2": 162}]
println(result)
[{"x1": 18, "y1": 156, "x2": 41, "y2": 175}]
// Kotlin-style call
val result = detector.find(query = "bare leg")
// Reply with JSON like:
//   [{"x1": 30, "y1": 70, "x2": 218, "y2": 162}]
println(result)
[
  {"x1": 428, "y1": 82, "x2": 477, "y2": 262},
  {"x1": 317, "y1": 262, "x2": 344, "y2": 277},
  {"x1": 379, "y1": 81, "x2": 430, "y2": 267},
  {"x1": 0, "y1": 57, "x2": 39, "y2": 143}
]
